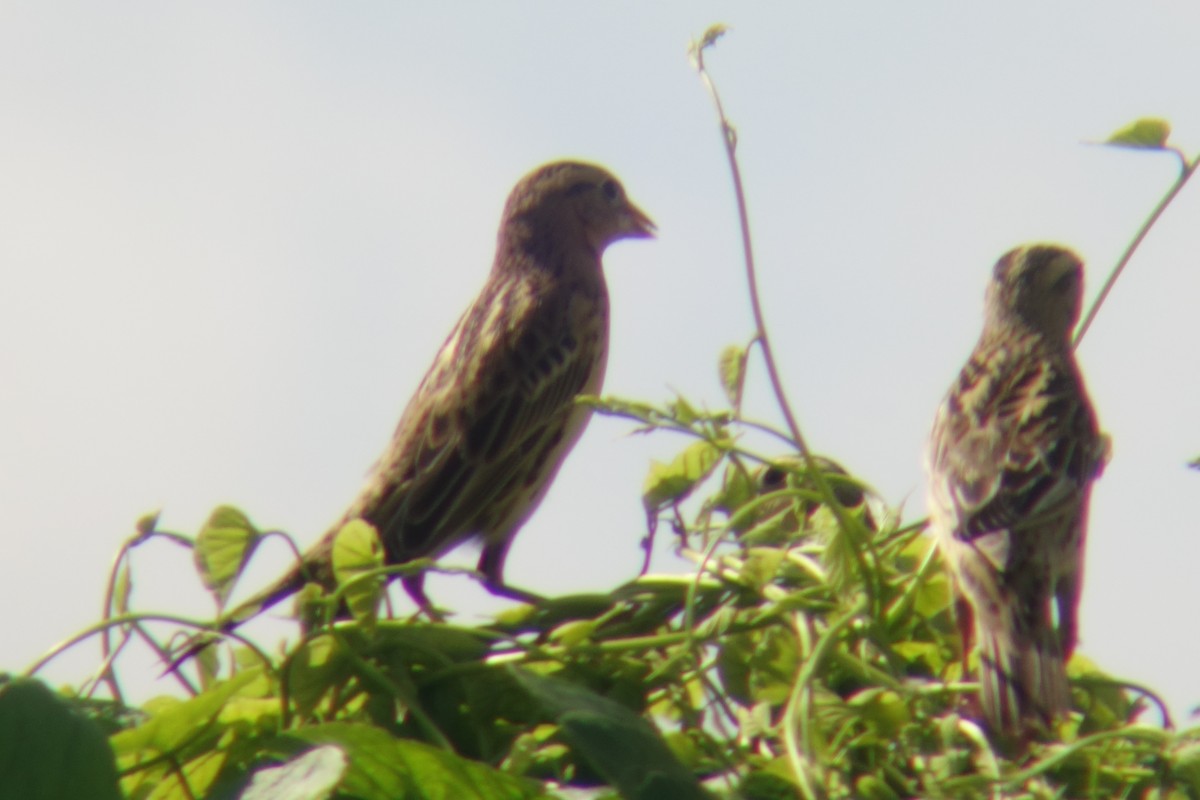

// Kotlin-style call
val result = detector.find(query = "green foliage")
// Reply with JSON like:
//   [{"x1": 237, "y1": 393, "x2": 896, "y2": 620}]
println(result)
[
  {"x1": 0, "y1": 678, "x2": 122, "y2": 800},
  {"x1": 193, "y1": 505, "x2": 263, "y2": 610},
  {"x1": 11, "y1": 34, "x2": 1200, "y2": 800},
  {"x1": 18, "y1": 427, "x2": 1195, "y2": 797},
  {"x1": 332, "y1": 520, "x2": 386, "y2": 631}
]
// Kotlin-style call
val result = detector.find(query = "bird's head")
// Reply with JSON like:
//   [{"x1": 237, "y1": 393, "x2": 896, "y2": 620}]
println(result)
[
  {"x1": 985, "y1": 244, "x2": 1084, "y2": 342},
  {"x1": 502, "y1": 161, "x2": 655, "y2": 256}
]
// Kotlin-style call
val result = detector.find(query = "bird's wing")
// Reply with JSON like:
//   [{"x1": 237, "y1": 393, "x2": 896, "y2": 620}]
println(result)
[
  {"x1": 928, "y1": 338, "x2": 1099, "y2": 549},
  {"x1": 355, "y1": 272, "x2": 604, "y2": 560}
]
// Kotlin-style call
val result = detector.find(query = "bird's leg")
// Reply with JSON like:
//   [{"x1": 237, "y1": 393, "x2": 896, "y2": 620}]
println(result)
[
  {"x1": 478, "y1": 539, "x2": 546, "y2": 605},
  {"x1": 484, "y1": 581, "x2": 546, "y2": 605},
  {"x1": 401, "y1": 573, "x2": 445, "y2": 622}
]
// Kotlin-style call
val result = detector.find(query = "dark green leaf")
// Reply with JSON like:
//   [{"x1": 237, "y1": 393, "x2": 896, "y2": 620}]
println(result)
[
  {"x1": 0, "y1": 679, "x2": 121, "y2": 800},
  {"x1": 284, "y1": 722, "x2": 544, "y2": 800},
  {"x1": 511, "y1": 669, "x2": 709, "y2": 800}
]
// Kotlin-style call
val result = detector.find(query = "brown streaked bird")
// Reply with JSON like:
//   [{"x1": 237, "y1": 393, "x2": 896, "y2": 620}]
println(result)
[
  {"x1": 186, "y1": 161, "x2": 654, "y2": 650},
  {"x1": 925, "y1": 244, "x2": 1105, "y2": 738}
]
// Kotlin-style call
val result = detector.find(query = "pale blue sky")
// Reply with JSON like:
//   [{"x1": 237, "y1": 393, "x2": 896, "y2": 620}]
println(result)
[{"x1": 2, "y1": 3, "x2": 1197, "y2": 720}]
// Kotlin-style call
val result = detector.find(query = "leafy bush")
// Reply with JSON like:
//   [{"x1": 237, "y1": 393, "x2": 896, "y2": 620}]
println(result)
[{"x1": 6, "y1": 26, "x2": 1199, "y2": 800}]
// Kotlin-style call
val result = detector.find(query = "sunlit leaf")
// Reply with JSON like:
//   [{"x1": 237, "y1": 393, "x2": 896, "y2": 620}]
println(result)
[
  {"x1": 135, "y1": 509, "x2": 161, "y2": 537},
  {"x1": 891, "y1": 640, "x2": 945, "y2": 673},
  {"x1": 332, "y1": 520, "x2": 385, "y2": 631},
  {"x1": 718, "y1": 344, "x2": 749, "y2": 408},
  {"x1": 670, "y1": 395, "x2": 700, "y2": 425},
  {"x1": 848, "y1": 688, "x2": 910, "y2": 739},
  {"x1": 643, "y1": 440, "x2": 725, "y2": 514},
  {"x1": 698, "y1": 24, "x2": 728, "y2": 51},
  {"x1": 242, "y1": 744, "x2": 348, "y2": 800},
  {"x1": 193, "y1": 505, "x2": 261, "y2": 608},
  {"x1": 284, "y1": 722, "x2": 541, "y2": 800},
  {"x1": 1105, "y1": 117, "x2": 1171, "y2": 150}
]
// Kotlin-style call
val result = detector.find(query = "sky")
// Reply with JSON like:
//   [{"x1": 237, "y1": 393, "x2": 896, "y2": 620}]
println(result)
[{"x1": 2, "y1": 3, "x2": 1197, "y2": 721}]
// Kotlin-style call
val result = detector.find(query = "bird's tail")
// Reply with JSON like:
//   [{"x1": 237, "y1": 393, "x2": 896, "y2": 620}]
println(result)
[{"x1": 976, "y1": 615, "x2": 1070, "y2": 736}]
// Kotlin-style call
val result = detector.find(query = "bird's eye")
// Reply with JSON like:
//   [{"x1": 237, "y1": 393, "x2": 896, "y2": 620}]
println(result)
[{"x1": 600, "y1": 179, "x2": 621, "y2": 203}]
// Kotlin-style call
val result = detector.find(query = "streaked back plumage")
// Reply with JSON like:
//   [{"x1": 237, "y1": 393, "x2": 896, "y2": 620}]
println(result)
[{"x1": 926, "y1": 244, "x2": 1104, "y2": 737}]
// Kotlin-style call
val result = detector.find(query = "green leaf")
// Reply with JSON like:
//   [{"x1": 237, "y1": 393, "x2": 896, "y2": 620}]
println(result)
[
  {"x1": 332, "y1": 519, "x2": 385, "y2": 630},
  {"x1": 510, "y1": 669, "x2": 709, "y2": 800},
  {"x1": 242, "y1": 744, "x2": 348, "y2": 800},
  {"x1": 697, "y1": 23, "x2": 728, "y2": 52},
  {"x1": 285, "y1": 635, "x2": 355, "y2": 720},
  {"x1": 110, "y1": 669, "x2": 260, "y2": 756},
  {"x1": 1171, "y1": 740, "x2": 1200, "y2": 791},
  {"x1": 283, "y1": 722, "x2": 544, "y2": 800},
  {"x1": 193, "y1": 505, "x2": 261, "y2": 608},
  {"x1": 717, "y1": 344, "x2": 748, "y2": 408},
  {"x1": 847, "y1": 688, "x2": 910, "y2": 739},
  {"x1": 549, "y1": 619, "x2": 598, "y2": 647},
  {"x1": 713, "y1": 462, "x2": 757, "y2": 520},
  {"x1": 740, "y1": 547, "x2": 785, "y2": 591},
  {"x1": 854, "y1": 774, "x2": 902, "y2": 800},
  {"x1": 891, "y1": 641, "x2": 945, "y2": 673},
  {"x1": 669, "y1": 395, "x2": 700, "y2": 425},
  {"x1": 1105, "y1": 117, "x2": 1171, "y2": 150},
  {"x1": 0, "y1": 679, "x2": 122, "y2": 800},
  {"x1": 135, "y1": 509, "x2": 161, "y2": 536},
  {"x1": 912, "y1": 571, "x2": 952, "y2": 620},
  {"x1": 643, "y1": 440, "x2": 724, "y2": 513}
]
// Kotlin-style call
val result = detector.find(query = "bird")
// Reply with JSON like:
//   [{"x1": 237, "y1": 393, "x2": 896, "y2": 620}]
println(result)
[
  {"x1": 925, "y1": 244, "x2": 1105, "y2": 737},
  {"x1": 181, "y1": 160, "x2": 654, "y2": 655}
]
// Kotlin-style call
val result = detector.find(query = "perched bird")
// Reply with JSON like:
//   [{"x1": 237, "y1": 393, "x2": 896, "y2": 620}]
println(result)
[
  {"x1": 925, "y1": 244, "x2": 1104, "y2": 737},
  {"x1": 191, "y1": 161, "x2": 653, "y2": 645}
]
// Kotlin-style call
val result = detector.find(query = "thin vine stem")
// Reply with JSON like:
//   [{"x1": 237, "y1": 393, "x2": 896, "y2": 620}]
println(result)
[
  {"x1": 690, "y1": 27, "x2": 880, "y2": 614},
  {"x1": 1074, "y1": 146, "x2": 1196, "y2": 347},
  {"x1": 689, "y1": 32, "x2": 807, "y2": 457}
]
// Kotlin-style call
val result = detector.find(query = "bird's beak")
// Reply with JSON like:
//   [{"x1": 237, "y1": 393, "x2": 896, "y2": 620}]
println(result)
[{"x1": 624, "y1": 201, "x2": 657, "y2": 238}]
